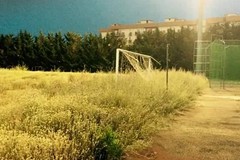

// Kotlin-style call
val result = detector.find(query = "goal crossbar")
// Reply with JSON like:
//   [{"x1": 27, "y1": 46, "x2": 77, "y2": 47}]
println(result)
[{"x1": 117, "y1": 49, "x2": 151, "y2": 58}]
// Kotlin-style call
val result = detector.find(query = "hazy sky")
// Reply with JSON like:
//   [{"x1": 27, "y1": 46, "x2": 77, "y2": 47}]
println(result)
[{"x1": 0, "y1": 0, "x2": 239, "y2": 35}]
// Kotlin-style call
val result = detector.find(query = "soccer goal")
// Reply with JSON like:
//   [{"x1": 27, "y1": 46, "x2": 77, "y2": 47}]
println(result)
[{"x1": 115, "y1": 48, "x2": 160, "y2": 79}]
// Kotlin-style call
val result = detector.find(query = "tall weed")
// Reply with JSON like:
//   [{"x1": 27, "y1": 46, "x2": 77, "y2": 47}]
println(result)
[{"x1": 0, "y1": 69, "x2": 208, "y2": 159}]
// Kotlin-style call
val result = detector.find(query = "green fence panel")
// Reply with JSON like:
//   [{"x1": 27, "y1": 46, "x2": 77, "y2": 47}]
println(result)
[
  {"x1": 225, "y1": 45, "x2": 240, "y2": 81},
  {"x1": 208, "y1": 42, "x2": 224, "y2": 80},
  {"x1": 194, "y1": 40, "x2": 240, "y2": 86}
]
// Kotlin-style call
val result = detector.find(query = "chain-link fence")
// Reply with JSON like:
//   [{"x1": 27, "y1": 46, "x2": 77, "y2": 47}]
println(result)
[{"x1": 194, "y1": 40, "x2": 240, "y2": 89}]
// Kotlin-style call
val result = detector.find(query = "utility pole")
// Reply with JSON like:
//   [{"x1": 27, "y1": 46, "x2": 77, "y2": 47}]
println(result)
[
  {"x1": 166, "y1": 44, "x2": 170, "y2": 90},
  {"x1": 196, "y1": 0, "x2": 205, "y2": 73}
]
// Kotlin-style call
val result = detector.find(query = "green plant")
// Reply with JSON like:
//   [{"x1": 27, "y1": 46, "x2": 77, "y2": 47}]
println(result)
[{"x1": 94, "y1": 128, "x2": 122, "y2": 160}]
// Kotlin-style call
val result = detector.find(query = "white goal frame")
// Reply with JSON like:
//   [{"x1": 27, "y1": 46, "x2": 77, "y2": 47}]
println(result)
[{"x1": 115, "y1": 48, "x2": 160, "y2": 76}]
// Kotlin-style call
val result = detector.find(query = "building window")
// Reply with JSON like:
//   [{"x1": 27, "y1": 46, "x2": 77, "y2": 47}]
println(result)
[
  {"x1": 114, "y1": 29, "x2": 119, "y2": 35},
  {"x1": 145, "y1": 28, "x2": 153, "y2": 32},
  {"x1": 129, "y1": 32, "x2": 132, "y2": 36}
]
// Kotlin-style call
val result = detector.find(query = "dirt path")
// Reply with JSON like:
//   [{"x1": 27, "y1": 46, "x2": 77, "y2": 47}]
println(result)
[{"x1": 127, "y1": 89, "x2": 240, "y2": 160}]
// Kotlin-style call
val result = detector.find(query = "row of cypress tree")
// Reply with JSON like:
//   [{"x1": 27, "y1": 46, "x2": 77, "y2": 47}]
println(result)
[
  {"x1": 0, "y1": 31, "x2": 124, "y2": 72},
  {"x1": 0, "y1": 23, "x2": 239, "y2": 72}
]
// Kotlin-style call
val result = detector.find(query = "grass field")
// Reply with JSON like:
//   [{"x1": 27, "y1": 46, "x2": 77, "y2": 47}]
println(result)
[{"x1": 0, "y1": 68, "x2": 207, "y2": 159}]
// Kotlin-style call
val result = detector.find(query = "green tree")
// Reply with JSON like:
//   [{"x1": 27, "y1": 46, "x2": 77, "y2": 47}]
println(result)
[
  {"x1": 100, "y1": 32, "x2": 126, "y2": 71},
  {"x1": 204, "y1": 23, "x2": 240, "y2": 40},
  {"x1": 34, "y1": 32, "x2": 48, "y2": 70},
  {"x1": 15, "y1": 30, "x2": 35, "y2": 69},
  {"x1": 65, "y1": 32, "x2": 84, "y2": 71},
  {"x1": 53, "y1": 32, "x2": 67, "y2": 70},
  {"x1": 130, "y1": 29, "x2": 165, "y2": 67},
  {"x1": 130, "y1": 28, "x2": 196, "y2": 70},
  {"x1": 168, "y1": 28, "x2": 196, "y2": 70},
  {"x1": 0, "y1": 34, "x2": 18, "y2": 68}
]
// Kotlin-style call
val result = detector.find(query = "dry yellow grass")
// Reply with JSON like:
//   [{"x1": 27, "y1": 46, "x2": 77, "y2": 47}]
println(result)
[{"x1": 0, "y1": 68, "x2": 208, "y2": 159}]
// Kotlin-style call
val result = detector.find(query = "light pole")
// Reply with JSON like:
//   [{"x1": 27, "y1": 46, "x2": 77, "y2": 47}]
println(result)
[
  {"x1": 166, "y1": 44, "x2": 170, "y2": 90},
  {"x1": 196, "y1": 0, "x2": 205, "y2": 73}
]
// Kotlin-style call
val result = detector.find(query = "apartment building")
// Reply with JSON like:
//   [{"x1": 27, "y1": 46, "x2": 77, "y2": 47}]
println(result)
[{"x1": 99, "y1": 14, "x2": 240, "y2": 45}]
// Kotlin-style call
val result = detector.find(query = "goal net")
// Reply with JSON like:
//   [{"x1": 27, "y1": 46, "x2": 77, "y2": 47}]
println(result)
[{"x1": 115, "y1": 48, "x2": 160, "y2": 79}]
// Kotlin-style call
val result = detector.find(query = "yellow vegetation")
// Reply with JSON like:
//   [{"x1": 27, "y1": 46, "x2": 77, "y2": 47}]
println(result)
[{"x1": 0, "y1": 68, "x2": 208, "y2": 159}]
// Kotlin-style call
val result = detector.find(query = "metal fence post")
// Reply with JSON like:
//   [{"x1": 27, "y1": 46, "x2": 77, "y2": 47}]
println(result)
[{"x1": 166, "y1": 44, "x2": 170, "y2": 90}]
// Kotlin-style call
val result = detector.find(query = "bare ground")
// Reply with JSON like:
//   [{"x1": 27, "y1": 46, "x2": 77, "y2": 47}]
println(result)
[{"x1": 126, "y1": 88, "x2": 240, "y2": 160}]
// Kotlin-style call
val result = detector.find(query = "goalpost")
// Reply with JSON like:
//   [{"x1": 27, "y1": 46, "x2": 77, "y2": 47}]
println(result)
[{"x1": 115, "y1": 48, "x2": 160, "y2": 79}]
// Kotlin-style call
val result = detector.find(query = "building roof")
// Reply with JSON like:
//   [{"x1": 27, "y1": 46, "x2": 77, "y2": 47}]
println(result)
[
  {"x1": 100, "y1": 15, "x2": 240, "y2": 33},
  {"x1": 99, "y1": 20, "x2": 197, "y2": 32}
]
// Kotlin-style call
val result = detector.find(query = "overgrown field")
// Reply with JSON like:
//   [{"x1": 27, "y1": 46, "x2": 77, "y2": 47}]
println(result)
[{"x1": 0, "y1": 68, "x2": 207, "y2": 159}]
